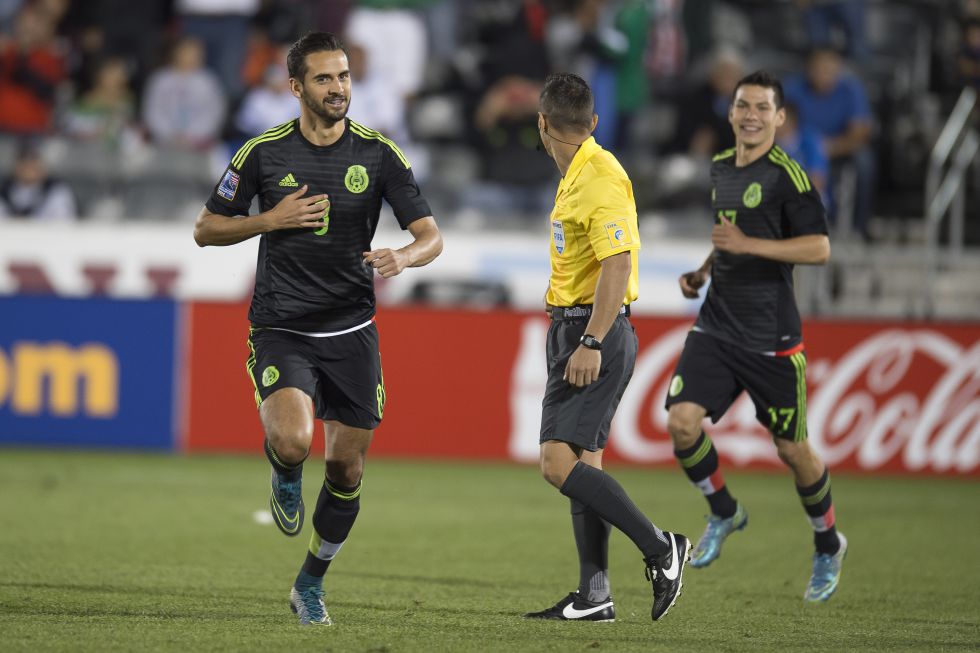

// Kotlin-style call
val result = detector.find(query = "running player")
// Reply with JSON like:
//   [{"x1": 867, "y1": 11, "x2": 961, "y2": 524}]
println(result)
[
  {"x1": 665, "y1": 70, "x2": 846, "y2": 602},
  {"x1": 193, "y1": 32, "x2": 442, "y2": 625},
  {"x1": 524, "y1": 73, "x2": 689, "y2": 624}
]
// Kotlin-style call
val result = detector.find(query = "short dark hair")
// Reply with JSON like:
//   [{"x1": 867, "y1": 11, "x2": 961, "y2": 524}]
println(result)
[
  {"x1": 287, "y1": 32, "x2": 349, "y2": 81},
  {"x1": 539, "y1": 73, "x2": 594, "y2": 133},
  {"x1": 732, "y1": 70, "x2": 784, "y2": 109}
]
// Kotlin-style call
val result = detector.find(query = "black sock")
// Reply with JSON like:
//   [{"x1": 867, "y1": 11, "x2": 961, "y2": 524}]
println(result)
[
  {"x1": 264, "y1": 438, "x2": 304, "y2": 481},
  {"x1": 298, "y1": 479, "x2": 362, "y2": 581},
  {"x1": 674, "y1": 432, "x2": 737, "y2": 518},
  {"x1": 570, "y1": 499, "x2": 611, "y2": 602},
  {"x1": 560, "y1": 462, "x2": 668, "y2": 559},
  {"x1": 796, "y1": 468, "x2": 840, "y2": 555}
]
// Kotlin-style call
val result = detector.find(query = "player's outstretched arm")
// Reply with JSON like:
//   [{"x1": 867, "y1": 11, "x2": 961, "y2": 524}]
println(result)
[
  {"x1": 362, "y1": 216, "x2": 443, "y2": 278},
  {"x1": 194, "y1": 185, "x2": 329, "y2": 247},
  {"x1": 712, "y1": 215, "x2": 830, "y2": 265},
  {"x1": 679, "y1": 251, "x2": 715, "y2": 299}
]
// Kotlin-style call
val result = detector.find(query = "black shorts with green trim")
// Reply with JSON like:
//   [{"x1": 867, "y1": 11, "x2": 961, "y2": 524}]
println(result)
[
  {"x1": 246, "y1": 322, "x2": 385, "y2": 430},
  {"x1": 664, "y1": 330, "x2": 809, "y2": 441},
  {"x1": 539, "y1": 314, "x2": 637, "y2": 452}
]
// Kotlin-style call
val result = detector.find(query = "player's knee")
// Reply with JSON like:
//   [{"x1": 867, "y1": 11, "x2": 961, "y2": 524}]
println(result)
[
  {"x1": 666, "y1": 407, "x2": 701, "y2": 448},
  {"x1": 266, "y1": 428, "x2": 312, "y2": 464},
  {"x1": 325, "y1": 459, "x2": 363, "y2": 488},
  {"x1": 774, "y1": 438, "x2": 808, "y2": 469},
  {"x1": 539, "y1": 457, "x2": 567, "y2": 489}
]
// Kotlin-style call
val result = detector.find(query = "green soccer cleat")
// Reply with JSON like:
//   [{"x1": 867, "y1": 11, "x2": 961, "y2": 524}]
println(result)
[
  {"x1": 690, "y1": 503, "x2": 748, "y2": 568},
  {"x1": 804, "y1": 532, "x2": 848, "y2": 602},
  {"x1": 290, "y1": 586, "x2": 331, "y2": 625},
  {"x1": 269, "y1": 471, "x2": 304, "y2": 536}
]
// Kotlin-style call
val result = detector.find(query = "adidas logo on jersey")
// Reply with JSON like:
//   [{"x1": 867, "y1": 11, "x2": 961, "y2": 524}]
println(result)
[{"x1": 279, "y1": 173, "x2": 299, "y2": 187}]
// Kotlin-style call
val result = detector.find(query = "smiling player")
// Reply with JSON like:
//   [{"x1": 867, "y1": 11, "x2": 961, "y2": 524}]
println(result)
[{"x1": 193, "y1": 31, "x2": 442, "y2": 626}]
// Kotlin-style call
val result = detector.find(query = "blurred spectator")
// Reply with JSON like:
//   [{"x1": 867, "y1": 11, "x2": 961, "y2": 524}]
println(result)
[
  {"x1": 346, "y1": 43, "x2": 405, "y2": 142},
  {"x1": 176, "y1": 0, "x2": 260, "y2": 99},
  {"x1": 958, "y1": 18, "x2": 980, "y2": 90},
  {"x1": 0, "y1": 3, "x2": 67, "y2": 134},
  {"x1": 668, "y1": 47, "x2": 743, "y2": 157},
  {"x1": 784, "y1": 47, "x2": 874, "y2": 239},
  {"x1": 142, "y1": 37, "x2": 227, "y2": 150},
  {"x1": 345, "y1": 2, "x2": 427, "y2": 104},
  {"x1": 0, "y1": 0, "x2": 24, "y2": 33},
  {"x1": 796, "y1": 0, "x2": 868, "y2": 62},
  {"x1": 234, "y1": 47, "x2": 295, "y2": 137},
  {"x1": 62, "y1": 57, "x2": 136, "y2": 147},
  {"x1": 612, "y1": 0, "x2": 651, "y2": 153},
  {"x1": 546, "y1": 0, "x2": 626, "y2": 148},
  {"x1": 776, "y1": 101, "x2": 829, "y2": 201},
  {"x1": 0, "y1": 139, "x2": 77, "y2": 220}
]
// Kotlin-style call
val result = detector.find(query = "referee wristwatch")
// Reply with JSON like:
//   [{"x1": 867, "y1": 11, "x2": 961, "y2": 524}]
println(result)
[{"x1": 579, "y1": 334, "x2": 602, "y2": 351}]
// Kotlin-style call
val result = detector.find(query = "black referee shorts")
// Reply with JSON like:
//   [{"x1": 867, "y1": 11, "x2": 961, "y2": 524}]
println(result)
[
  {"x1": 664, "y1": 330, "x2": 810, "y2": 441},
  {"x1": 246, "y1": 323, "x2": 386, "y2": 430},
  {"x1": 539, "y1": 314, "x2": 637, "y2": 451}
]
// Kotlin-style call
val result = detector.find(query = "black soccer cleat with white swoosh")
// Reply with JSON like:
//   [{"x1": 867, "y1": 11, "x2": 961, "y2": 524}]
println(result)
[
  {"x1": 645, "y1": 531, "x2": 691, "y2": 621},
  {"x1": 522, "y1": 592, "x2": 615, "y2": 622}
]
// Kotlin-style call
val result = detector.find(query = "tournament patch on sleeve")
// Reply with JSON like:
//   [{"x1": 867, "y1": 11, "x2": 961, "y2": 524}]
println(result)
[
  {"x1": 217, "y1": 169, "x2": 240, "y2": 201},
  {"x1": 604, "y1": 219, "x2": 634, "y2": 248}
]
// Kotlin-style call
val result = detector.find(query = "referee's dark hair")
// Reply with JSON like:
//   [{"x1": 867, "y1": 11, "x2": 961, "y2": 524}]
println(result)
[
  {"x1": 540, "y1": 73, "x2": 595, "y2": 133},
  {"x1": 287, "y1": 32, "x2": 349, "y2": 81},
  {"x1": 732, "y1": 70, "x2": 785, "y2": 109}
]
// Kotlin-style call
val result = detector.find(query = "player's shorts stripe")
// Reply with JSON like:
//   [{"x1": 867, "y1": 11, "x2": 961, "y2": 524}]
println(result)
[
  {"x1": 246, "y1": 330, "x2": 261, "y2": 408},
  {"x1": 769, "y1": 148, "x2": 811, "y2": 193},
  {"x1": 232, "y1": 121, "x2": 294, "y2": 169},
  {"x1": 679, "y1": 435, "x2": 712, "y2": 468},
  {"x1": 791, "y1": 353, "x2": 808, "y2": 441},
  {"x1": 325, "y1": 479, "x2": 361, "y2": 501},
  {"x1": 712, "y1": 147, "x2": 736, "y2": 162},
  {"x1": 349, "y1": 120, "x2": 411, "y2": 168}
]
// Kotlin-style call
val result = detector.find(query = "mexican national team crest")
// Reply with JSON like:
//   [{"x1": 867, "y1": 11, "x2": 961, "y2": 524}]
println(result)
[
  {"x1": 743, "y1": 182, "x2": 762, "y2": 208},
  {"x1": 552, "y1": 220, "x2": 565, "y2": 254},
  {"x1": 262, "y1": 365, "x2": 279, "y2": 388},
  {"x1": 345, "y1": 165, "x2": 369, "y2": 193}
]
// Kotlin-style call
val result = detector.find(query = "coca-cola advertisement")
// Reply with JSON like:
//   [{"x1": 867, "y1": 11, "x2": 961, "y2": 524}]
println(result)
[{"x1": 185, "y1": 304, "x2": 980, "y2": 476}]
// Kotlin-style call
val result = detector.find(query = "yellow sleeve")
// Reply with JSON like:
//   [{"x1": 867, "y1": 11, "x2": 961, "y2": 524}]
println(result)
[{"x1": 581, "y1": 176, "x2": 641, "y2": 261}]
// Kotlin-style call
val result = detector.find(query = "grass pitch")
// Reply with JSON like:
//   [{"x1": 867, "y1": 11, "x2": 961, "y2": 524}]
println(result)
[{"x1": 0, "y1": 449, "x2": 977, "y2": 652}]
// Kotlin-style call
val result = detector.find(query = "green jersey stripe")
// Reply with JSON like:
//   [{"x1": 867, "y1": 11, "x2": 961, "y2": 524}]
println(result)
[
  {"x1": 769, "y1": 148, "x2": 812, "y2": 193},
  {"x1": 712, "y1": 147, "x2": 736, "y2": 162},
  {"x1": 232, "y1": 121, "x2": 295, "y2": 169},
  {"x1": 349, "y1": 120, "x2": 411, "y2": 168}
]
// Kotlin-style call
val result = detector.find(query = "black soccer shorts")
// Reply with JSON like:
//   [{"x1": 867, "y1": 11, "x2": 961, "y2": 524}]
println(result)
[
  {"x1": 539, "y1": 314, "x2": 638, "y2": 451},
  {"x1": 246, "y1": 322, "x2": 385, "y2": 430},
  {"x1": 664, "y1": 330, "x2": 810, "y2": 441}
]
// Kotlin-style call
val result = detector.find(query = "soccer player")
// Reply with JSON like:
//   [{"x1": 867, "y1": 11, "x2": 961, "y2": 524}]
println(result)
[
  {"x1": 664, "y1": 71, "x2": 846, "y2": 602},
  {"x1": 523, "y1": 73, "x2": 689, "y2": 623},
  {"x1": 193, "y1": 32, "x2": 442, "y2": 625}
]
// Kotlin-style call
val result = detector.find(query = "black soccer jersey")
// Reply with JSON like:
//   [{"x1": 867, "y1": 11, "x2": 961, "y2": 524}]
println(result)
[
  {"x1": 695, "y1": 145, "x2": 828, "y2": 353},
  {"x1": 205, "y1": 118, "x2": 431, "y2": 331}
]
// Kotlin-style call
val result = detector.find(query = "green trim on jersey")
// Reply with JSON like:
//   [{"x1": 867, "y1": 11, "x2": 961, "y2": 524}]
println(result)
[
  {"x1": 712, "y1": 147, "x2": 736, "y2": 162},
  {"x1": 232, "y1": 120, "x2": 295, "y2": 169},
  {"x1": 769, "y1": 146, "x2": 811, "y2": 193},
  {"x1": 349, "y1": 120, "x2": 411, "y2": 169},
  {"x1": 790, "y1": 352, "x2": 808, "y2": 441}
]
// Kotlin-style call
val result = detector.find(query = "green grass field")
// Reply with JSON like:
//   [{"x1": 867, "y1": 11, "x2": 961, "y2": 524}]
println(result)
[{"x1": 0, "y1": 450, "x2": 977, "y2": 652}]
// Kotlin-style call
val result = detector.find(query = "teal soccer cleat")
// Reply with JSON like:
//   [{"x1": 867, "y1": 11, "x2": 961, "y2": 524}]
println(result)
[
  {"x1": 804, "y1": 532, "x2": 848, "y2": 602},
  {"x1": 689, "y1": 503, "x2": 748, "y2": 568},
  {"x1": 289, "y1": 586, "x2": 331, "y2": 625},
  {"x1": 269, "y1": 471, "x2": 304, "y2": 536}
]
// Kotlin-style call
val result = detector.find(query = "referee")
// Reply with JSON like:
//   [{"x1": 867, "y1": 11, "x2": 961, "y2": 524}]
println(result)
[
  {"x1": 193, "y1": 32, "x2": 442, "y2": 626},
  {"x1": 523, "y1": 73, "x2": 689, "y2": 624},
  {"x1": 664, "y1": 71, "x2": 846, "y2": 602}
]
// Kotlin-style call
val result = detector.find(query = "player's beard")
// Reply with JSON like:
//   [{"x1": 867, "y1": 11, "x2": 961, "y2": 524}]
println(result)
[{"x1": 302, "y1": 89, "x2": 349, "y2": 126}]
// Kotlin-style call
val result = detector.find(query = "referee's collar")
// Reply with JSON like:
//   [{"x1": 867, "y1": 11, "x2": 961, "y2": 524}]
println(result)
[{"x1": 560, "y1": 136, "x2": 602, "y2": 187}]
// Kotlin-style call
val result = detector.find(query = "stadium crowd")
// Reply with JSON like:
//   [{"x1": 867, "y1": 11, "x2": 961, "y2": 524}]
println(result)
[{"x1": 0, "y1": 0, "x2": 976, "y2": 240}]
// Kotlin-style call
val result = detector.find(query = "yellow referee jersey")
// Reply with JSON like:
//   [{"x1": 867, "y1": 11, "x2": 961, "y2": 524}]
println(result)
[{"x1": 546, "y1": 136, "x2": 641, "y2": 307}]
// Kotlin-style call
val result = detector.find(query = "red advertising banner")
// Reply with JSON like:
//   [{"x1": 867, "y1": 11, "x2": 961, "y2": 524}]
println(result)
[{"x1": 185, "y1": 303, "x2": 980, "y2": 475}]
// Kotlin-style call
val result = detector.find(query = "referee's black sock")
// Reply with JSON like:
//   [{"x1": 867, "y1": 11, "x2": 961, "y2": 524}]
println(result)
[
  {"x1": 296, "y1": 478, "x2": 362, "y2": 586},
  {"x1": 264, "y1": 438, "x2": 304, "y2": 482},
  {"x1": 560, "y1": 462, "x2": 668, "y2": 559},
  {"x1": 570, "y1": 499, "x2": 611, "y2": 603},
  {"x1": 674, "y1": 432, "x2": 737, "y2": 518}
]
